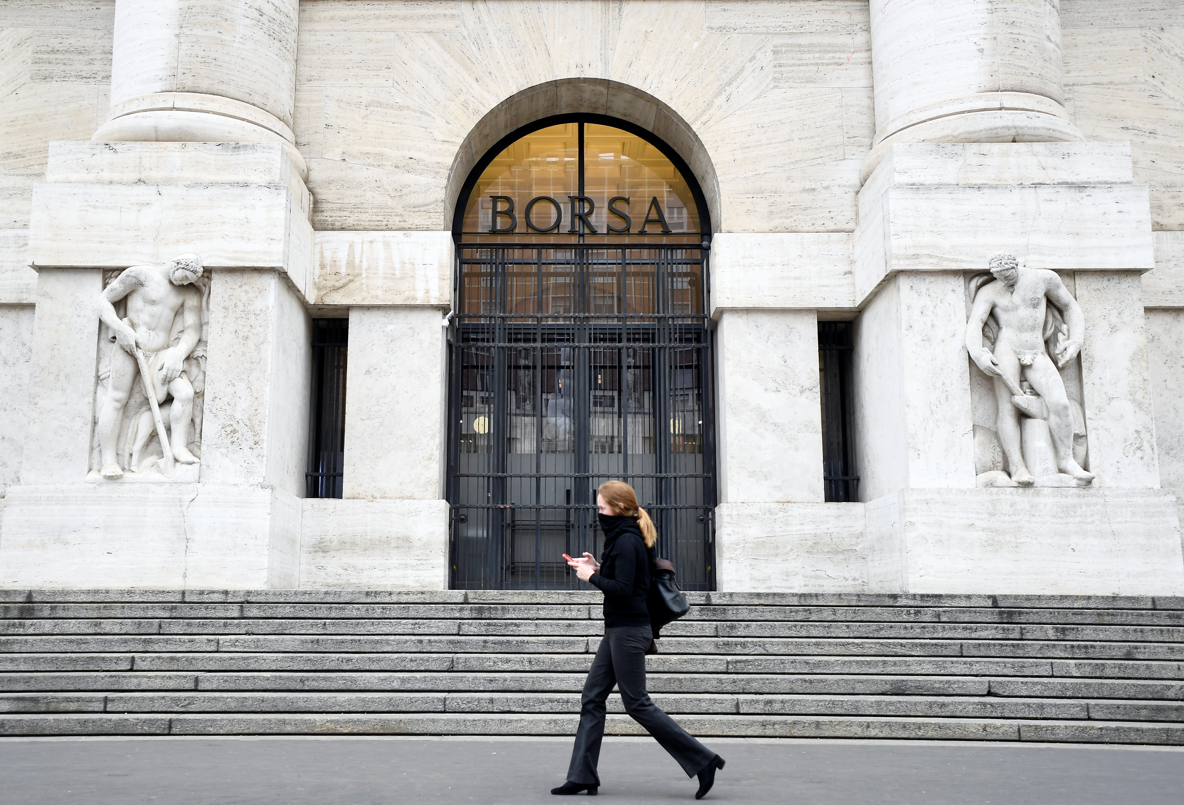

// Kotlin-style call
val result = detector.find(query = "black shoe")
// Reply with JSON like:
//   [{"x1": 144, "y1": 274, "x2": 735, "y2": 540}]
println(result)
[
  {"x1": 551, "y1": 781, "x2": 598, "y2": 796},
  {"x1": 695, "y1": 755, "x2": 725, "y2": 800}
]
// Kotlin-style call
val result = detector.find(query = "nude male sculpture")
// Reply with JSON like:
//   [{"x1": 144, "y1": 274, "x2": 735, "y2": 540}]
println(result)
[
  {"x1": 965, "y1": 254, "x2": 1094, "y2": 487},
  {"x1": 96, "y1": 254, "x2": 204, "y2": 479}
]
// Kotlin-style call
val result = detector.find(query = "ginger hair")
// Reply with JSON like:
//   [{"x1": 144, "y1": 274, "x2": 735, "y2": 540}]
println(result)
[{"x1": 598, "y1": 480, "x2": 657, "y2": 549}]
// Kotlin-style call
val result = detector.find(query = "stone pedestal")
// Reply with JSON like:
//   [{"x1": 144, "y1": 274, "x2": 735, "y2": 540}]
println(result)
[
  {"x1": 0, "y1": 139, "x2": 313, "y2": 588},
  {"x1": 865, "y1": 488, "x2": 1184, "y2": 595},
  {"x1": 842, "y1": 140, "x2": 1179, "y2": 594},
  {"x1": 0, "y1": 484, "x2": 300, "y2": 588}
]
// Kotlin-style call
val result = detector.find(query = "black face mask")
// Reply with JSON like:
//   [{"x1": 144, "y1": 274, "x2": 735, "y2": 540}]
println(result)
[{"x1": 598, "y1": 513, "x2": 631, "y2": 535}]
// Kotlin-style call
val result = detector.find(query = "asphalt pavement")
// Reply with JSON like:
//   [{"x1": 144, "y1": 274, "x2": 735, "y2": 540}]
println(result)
[{"x1": 0, "y1": 736, "x2": 1180, "y2": 805}]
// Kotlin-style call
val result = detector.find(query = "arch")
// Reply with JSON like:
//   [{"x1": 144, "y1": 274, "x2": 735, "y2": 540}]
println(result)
[{"x1": 444, "y1": 79, "x2": 721, "y2": 233}]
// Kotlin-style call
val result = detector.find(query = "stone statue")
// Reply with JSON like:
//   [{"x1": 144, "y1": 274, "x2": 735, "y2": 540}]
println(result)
[
  {"x1": 95, "y1": 254, "x2": 206, "y2": 480},
  {"x1": 965, "y1": 253, "x2": 1094, "y2": 487}
]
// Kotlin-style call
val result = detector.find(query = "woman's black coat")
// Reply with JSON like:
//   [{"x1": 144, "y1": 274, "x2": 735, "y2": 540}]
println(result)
[{"x1": 588, "y1": 514, "x2": 651, "y2": 629}]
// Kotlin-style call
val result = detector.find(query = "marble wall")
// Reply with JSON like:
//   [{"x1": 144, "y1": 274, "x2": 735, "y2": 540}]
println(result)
[
  {"x1": 1062, "y1": 0, "x2": 1184, "y2": 231},
  {"x1": 0, "y1": 1, "x2": 113, "y2": 306},
  {"x1": 294, "y1": 0, "x2": 873, "y2": 233}
]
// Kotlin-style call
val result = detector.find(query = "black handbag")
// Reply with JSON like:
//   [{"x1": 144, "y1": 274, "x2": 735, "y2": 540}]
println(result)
[{"x1": 647, "y1": 556, "x2": 690, "y2": 640}]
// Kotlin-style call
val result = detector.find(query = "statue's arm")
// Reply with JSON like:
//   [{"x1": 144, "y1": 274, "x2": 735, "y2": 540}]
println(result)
[
  {"x1": 1046, "y1": 273, "x2": 1085, "y2": 366},
  {"x1": 176, "y1": 289, "x2": 203, "y2": 357},
  {"x1": 965, "y1": 292, "x2": 998, "y2": 373},
  {"x1": 98, "y1": 269, "x2": 142, "y2": 351}
]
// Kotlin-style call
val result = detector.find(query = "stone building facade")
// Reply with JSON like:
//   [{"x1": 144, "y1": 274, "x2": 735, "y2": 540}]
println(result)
[{"x1": 0, "y1": 0, "x2": 1182, "y2": 595}]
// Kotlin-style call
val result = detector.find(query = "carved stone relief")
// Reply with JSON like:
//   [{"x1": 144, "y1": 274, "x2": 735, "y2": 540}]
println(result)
[
  {"x1": 88, "y1": 255, "x2": 209, "y2": 481},
  {"x1": 965, "y1": 254, "x2": 1094, "y2": 488}
]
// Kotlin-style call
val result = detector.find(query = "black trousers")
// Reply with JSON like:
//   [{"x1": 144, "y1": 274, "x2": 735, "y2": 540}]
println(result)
[{"x1": 565, "y1": 624, "x2": 715, "y2": 785}]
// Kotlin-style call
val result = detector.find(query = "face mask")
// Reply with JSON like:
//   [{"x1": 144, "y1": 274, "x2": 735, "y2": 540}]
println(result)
[{"x1": 598, "y1": 513, "x2": 627, "y2": 533}]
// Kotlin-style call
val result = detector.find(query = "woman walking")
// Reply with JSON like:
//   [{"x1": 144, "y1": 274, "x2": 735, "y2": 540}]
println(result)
[{"x1": 551, "y1": 481, "x2": 726, "y2": 799}]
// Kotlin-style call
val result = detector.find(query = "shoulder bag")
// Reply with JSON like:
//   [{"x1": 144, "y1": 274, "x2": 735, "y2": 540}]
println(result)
[{"x1": 647, "y1": 556, "x2": 690, "y2": 641}]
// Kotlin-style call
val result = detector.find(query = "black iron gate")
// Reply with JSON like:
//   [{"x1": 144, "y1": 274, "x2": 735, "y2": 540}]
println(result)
[{"x1": 447, "y1": 244, "x2": 716, "y2": 590}]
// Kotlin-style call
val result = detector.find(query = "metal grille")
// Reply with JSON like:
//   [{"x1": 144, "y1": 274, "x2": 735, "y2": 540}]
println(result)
[
  {"x1": 306, "y1": 318, "x2": 348, "y2": 499},
  {"x1": 819, "y1": 321, "x2": 859, "y2": 502},
  {"x1": 447, "y1": 244, "x2": 716, "y2": 590}
]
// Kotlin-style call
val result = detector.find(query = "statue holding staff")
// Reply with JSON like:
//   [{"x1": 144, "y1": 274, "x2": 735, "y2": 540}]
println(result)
[{"x1": 96, "y1": 254, "x2": 205, "y2": 479}]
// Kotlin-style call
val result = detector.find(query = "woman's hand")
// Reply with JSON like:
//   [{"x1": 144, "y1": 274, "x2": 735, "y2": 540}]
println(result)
[{"x1": 567, "y1": 552, "x2": 600, "y2": 583}]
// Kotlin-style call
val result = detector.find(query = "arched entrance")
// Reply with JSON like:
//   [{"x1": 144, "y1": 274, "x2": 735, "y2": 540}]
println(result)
[{"x1": 447, "y1": 115, "x2": 716, "y2": 591}]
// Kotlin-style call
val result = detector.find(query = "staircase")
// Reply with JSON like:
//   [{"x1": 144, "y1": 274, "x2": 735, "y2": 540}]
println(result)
[{"x1": 1, "y1": 590, "x2": 1182, "y2": 743}]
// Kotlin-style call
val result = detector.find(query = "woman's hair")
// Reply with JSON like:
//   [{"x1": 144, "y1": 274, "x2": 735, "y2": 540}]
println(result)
[{"x1": 598, "y1": 480, "x2": 657, "y2": 549}]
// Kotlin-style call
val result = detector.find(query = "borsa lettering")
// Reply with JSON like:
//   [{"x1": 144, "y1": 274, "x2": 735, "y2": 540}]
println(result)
[{"x1": 489, "y1": 195, "x2": 672, "y2": 235}]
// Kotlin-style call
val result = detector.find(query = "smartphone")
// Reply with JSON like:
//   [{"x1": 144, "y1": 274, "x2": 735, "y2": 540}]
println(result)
[{"x1": 562, "y1": 553, "x2": 575, "y2": 563}]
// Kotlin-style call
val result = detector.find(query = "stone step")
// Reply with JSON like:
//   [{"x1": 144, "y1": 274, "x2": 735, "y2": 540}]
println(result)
[
  {"x1": 3, "y1": 619, "x2": 1183, "y2": 648},
  {"x1": 1, "y1": 691, "x2": 1146, "y2": 720},
  {"x1": 0, "y1": 672, "x2": 991, "y2": 695},
  {"x1": 4, "y1": 601, "x2": 1179, "y2": 625},
  {"x1": 1, "y1": 652, "x2": 1179, "y2": 678},
  {"x1": 5, "y1": 590, "x2": 1183, "y2": 609},
  {"x1": 2, "y1": 592, "x2": 1181, "y2": 743},
  {"x1": 0, "y1": 711, "x2": 1180, "y2": 744},
  {"x1": 5, "y1": 669, "x2": 1179, "y2": 699},
  {"x1": 5, "y1": 632, "x2": 1181, "y2": 656}
]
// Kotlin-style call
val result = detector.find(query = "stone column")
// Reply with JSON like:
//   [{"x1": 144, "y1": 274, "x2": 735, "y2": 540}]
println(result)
[
  {"x1": 0, "y1": 0, "x2": 314, "y2": 589},
  {"x1": 862, "y1": 0, "x2": 1083, "y2": 182},
  {"x1": 298, "y1": 232, "x2": 454, "y2": 591},
  {"x1": 93, "y1": 0, "x2": 305, "y2": 176}
]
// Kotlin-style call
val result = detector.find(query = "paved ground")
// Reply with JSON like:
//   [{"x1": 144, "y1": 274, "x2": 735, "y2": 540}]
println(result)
[{"x1": 0, "y1": 736, "x2": 1180, "y2": 804}]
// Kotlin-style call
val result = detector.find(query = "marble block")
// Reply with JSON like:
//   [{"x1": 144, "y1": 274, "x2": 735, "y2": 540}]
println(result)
[
  {"x1": 29, "y1": 142, "x2": 313, "y2": 298},
  {"x1": 29, "y1": 182, "x2": 313, "y2": 298},
  {"x1": 715, "y1": 502, "x2": 868, "y2": 592},
  {"x1": 716, "y1": 310, "x2": 824, "y2": 504},
  {"x1": 856, "y1": 143, "x2": 1155, "y2": 305},
  {"x1": 865, "y1": 488, "x2": 1184, "y2": 595},
  {"x1": 19, "y1": 269, "x2": 103, "y2": 485},
  {"x1": 0, "y1": 483, "x2": 301, "y2": 589},
  {"x1": 343, "y1": 307, "x2": 446, "y2": 501},
  {"x1": 0, "y1": 229, "x2": 35, "y2": 305},
  {"x1": 1075, "y1": 272, "x2": 1161, "y2": 488},
  {"x1": 300, "y1": 498, "x2": 449, "y2": 590},
  {"x1": 709, "y1": 233, "x2": 855, "y2": 313},
  {"x1": 853, "y1": 273, "x2": 976, "y2": 500},
  {"x1": 1146, "y1": 309, "x2": 1184, "y2": 544},
  {"x1": 313, "y1": 231, "x2": 452, "y2": 307},
  {"x1": 0, "y1": 305, "x2": 34, "y2": 495},
  {"x1": 1144, "y1": 231, "x2": 1184, "y2": 309},
  {"x1": 45, "y1": 142, "x2": 310, "y2": 216},
  {"x1": 199, "y1": 270, "x2": 310, "y2": 497}
]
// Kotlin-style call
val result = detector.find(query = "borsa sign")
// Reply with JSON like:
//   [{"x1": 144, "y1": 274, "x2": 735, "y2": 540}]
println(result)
[{"x1": 488, "y1": 195, "x2": 673, "y2": 235}]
